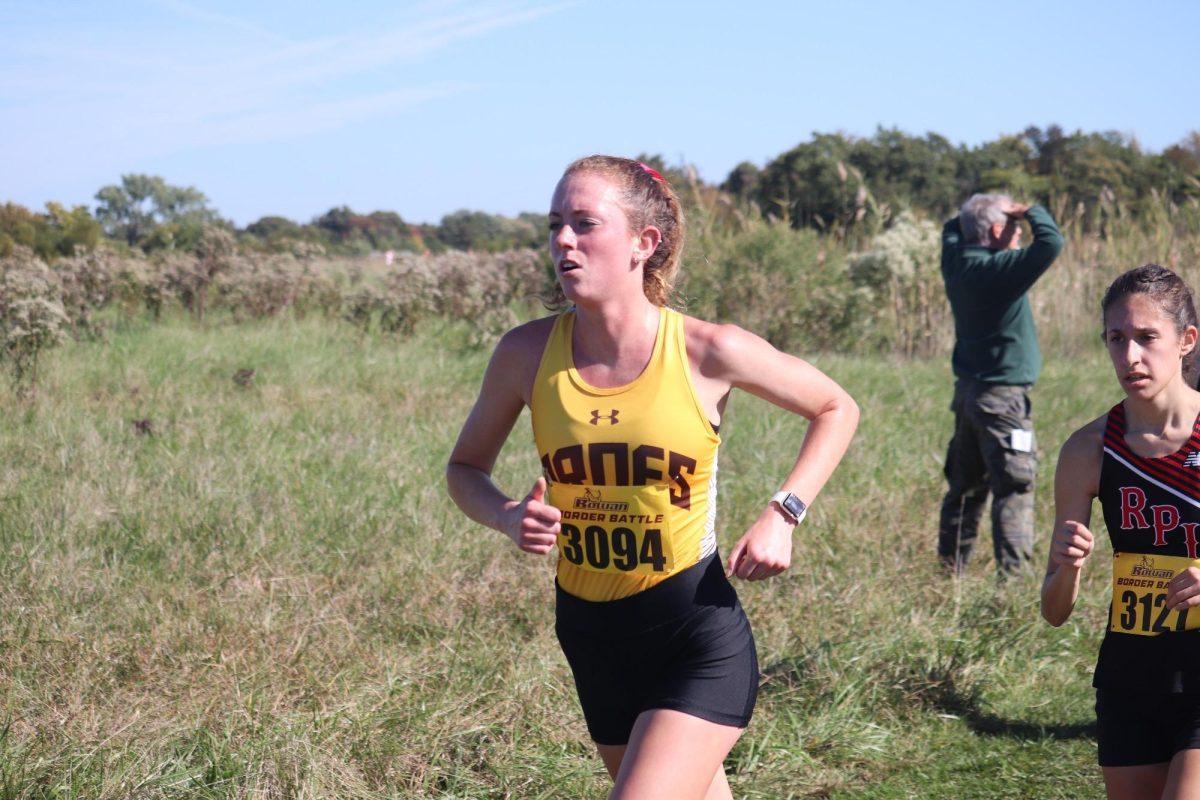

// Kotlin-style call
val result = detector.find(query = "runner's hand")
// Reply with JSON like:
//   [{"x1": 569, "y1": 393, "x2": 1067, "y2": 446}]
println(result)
[
  {"x1": 726, "y1": 506, "x2": 793, "y2": 581},
  {"x1": 1166, "y1": 567, "x2": 1200, "y2": 611},
  {"x1": 505, "y1": 477, "x2": 560, "y2": 555},
  {"x1": 1049, "y1": 520, "x2": 1094, "y2": 569}
]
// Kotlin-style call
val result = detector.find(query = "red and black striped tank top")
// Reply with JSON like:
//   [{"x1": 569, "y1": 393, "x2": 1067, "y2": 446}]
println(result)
[{"x1": 1095, "y1": 401, "x2": 1200, "y2": 691}]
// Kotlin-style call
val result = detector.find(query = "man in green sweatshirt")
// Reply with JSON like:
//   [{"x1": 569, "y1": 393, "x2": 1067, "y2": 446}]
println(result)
[{"x1": 938, "y1": 193, "x2": 1064, "y2": 577}]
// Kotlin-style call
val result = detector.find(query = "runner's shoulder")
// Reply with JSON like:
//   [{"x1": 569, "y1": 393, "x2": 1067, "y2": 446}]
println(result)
[
  {"x1": 1060, "y1": 414, "x2": 1107, "y2": 467},
  {"x1": 681, "y1": 315, "x2": 762, "y2": 374},
  {"x1": 493, "y1": 314, "x2": 558, "y2": 369}
]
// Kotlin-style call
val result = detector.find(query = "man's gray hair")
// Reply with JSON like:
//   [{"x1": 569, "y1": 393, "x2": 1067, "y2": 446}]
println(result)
[{"x1": 959, "y1": 193, "x2": 1011, "y2": 243}]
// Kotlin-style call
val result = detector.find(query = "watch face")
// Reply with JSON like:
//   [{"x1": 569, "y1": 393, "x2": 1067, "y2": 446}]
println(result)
[{"x1": 783, "y1": 495, "x2": 806, "y2": 519}]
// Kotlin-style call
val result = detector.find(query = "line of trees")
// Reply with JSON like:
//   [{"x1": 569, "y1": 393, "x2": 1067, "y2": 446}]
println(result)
[
  {"x1": 4, "y1": 124, "x2": 1198, "y2": 262},
  {"x1": 722, "y1": 125, "x2": 1200, "y2": 234},
  {"x1": 1, "y1": 179, "x2": 546, "y2": 262}
]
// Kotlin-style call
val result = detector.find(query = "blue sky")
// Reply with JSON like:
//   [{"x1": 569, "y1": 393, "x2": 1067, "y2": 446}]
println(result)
[{"x1": 2, "y1": 0, "x2": 1197, "y2": 226}]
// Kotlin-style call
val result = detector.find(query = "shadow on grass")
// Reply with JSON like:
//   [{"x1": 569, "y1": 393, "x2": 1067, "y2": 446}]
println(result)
[
  {"x1": 958, "y1": 712, "x2": 1094, "y2": 741},
  {"x1": 759, "y1": 650, "x2": 1095, "y2": 743},
  {"x1": 758, "y1": 649, "x2": 829, "y2": 693},
  {"x1": 903, "y1": 665, "x2": 1096, "y2": 742}
]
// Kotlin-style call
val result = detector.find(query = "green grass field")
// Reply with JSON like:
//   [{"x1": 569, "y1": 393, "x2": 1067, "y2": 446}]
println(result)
[{"x1": 0, "y1": 313, "x2": 1121, "y2": 798}]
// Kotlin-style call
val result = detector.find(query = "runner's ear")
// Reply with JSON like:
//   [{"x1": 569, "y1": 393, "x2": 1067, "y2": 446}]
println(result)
[{"x1": 1180, "y1": 324, "x2": 1197, "y2": 357}]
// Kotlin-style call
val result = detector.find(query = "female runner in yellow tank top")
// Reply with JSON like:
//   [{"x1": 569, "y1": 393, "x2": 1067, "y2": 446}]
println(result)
[{"x1": 446, "y1": 155, "x2": 859, "y2": 799}]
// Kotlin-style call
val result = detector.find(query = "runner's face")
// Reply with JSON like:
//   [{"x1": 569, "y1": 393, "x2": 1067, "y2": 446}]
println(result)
[
  {"x1": 549, "y1": 172, "x2": 641, "y2": 305},
  {"x1": 1105, "y1": 294, "x2": 1196, "y2": 399}
]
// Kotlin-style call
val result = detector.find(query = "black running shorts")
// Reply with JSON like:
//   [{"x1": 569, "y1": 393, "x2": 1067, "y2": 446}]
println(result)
[
  {"x1": 1096, "y1": 689, "x2": 1200, "y2": 767},
  {"x1": 554, "y1": 553, "x2": 759, "y2": 746}
]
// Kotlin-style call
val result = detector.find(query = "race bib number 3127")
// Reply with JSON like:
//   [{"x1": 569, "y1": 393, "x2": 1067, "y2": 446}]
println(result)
[
  {"x1": 548, "y1": 483, "x2": 674, "y2": 576},
  {"x1": 1109, "y1": 552, "x2": 1200, "y2": 637}
]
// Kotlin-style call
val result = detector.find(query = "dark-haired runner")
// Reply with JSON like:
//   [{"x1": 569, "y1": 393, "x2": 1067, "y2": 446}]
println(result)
[
  {"x1": 446, "y1": 156, "x2": 858, "y2": 799},
  {"x1": 1042, "y1": 265, "x2": 1200, "y2": 799}
]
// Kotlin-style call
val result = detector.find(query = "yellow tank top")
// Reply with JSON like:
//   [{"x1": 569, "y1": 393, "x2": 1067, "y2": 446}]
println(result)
[{"x1": 531, "y1": 307, "x2": 721, "y2": 601}]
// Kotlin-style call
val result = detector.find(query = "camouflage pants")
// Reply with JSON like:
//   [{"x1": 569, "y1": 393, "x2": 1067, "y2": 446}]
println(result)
[{"x1": 938, "y1": 380, "x2": 1037, "y2": 577}]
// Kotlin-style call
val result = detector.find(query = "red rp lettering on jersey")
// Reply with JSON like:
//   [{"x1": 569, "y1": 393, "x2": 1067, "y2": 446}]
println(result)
[
  {"x1": 1120, "y1": 486, "x2": 1149, "y2": 530},
  {"x1": 1181, "y1": 523, "x2": 1200, "y2": 559},
  {"x1": 1151, "y1": 504, "x2": 1181, "y2": 546}
]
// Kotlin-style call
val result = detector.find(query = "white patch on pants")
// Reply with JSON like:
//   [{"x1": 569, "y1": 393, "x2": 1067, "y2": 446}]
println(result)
[{"x1": 1010, "y1": 429, "x2": 1034, "y2": 453}]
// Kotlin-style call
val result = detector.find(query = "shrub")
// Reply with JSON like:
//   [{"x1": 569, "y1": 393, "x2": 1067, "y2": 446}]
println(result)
[
  {"x1": 53, "y1": 248, "x2": 117, "y2": 339},
  {"x1": 340, "y1": 249, "x2": 550, "y2": 344},
  {"x1": 157, "y1": 226, "x2": 238, "y2": 319},
  {"x1": 217, "y1": 254, "x2": 302, "y2": 320},
  {"x1": 108, "y1": 254, "x2": 167, "y2": 318},
  {"x1": 0, "y1": 247, "x2": 70, "y2": 390},
  {"x1": 436, "y1": 249, "x2": 550, "y2": 346},
  {"x1": 682, "y1": 219, "x2": 864, "y2": 353},
  {"x1": 846, "y1": 211, "x2": 949, "y2": 356}
]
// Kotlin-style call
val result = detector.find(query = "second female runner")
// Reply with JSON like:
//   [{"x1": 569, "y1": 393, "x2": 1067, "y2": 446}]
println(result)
[{"x1": 1042, "y1": 265, "x2": 1200, "y2": 799}]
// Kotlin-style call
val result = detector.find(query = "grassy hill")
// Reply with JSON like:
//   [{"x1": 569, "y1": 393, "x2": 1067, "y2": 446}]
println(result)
[{"x1": 0, "y1": 312, "x2": 1119, "y2": 798}]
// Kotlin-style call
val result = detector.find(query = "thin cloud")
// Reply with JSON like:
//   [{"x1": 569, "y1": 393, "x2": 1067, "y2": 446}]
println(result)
[
  {"x1": 146, "y1": 0, "x2": 293, "y2": 43},
  {"x1": 191, "y1": 84, "x2": 476, "y2": 149},
  {"x1": 195, "y1": 2, "x2": 573, "y2": 92},
  {"x1": 2, "y1": 1, "x2": 569, "y2": 159}
]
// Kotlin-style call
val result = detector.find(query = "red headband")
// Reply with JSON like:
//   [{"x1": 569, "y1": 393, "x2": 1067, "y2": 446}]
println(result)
[{"x1": 638, "y1": 162, "x2": 666, "y2": 185}]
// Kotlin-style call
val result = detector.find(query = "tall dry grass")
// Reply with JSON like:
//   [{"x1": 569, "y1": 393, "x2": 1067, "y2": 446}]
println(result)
[
  {"x1": 1, "y1": 188, "x2": 1197, "y2": 797},
  {"x1": 0, "y1": 315, "x2": 1115, "y2": 798},
  {"x1": 3, "y1": 188, "x2": 1198, "y2": 388},
  {"x1": 677, "y1": 185, "x2": 1200, "y2": 361}
]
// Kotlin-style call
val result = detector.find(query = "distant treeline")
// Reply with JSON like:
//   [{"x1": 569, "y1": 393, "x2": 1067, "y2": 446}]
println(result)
[
  {"x1": 717, "y1": 125, "x2": 1200, "y2": 235},
  {"x1": 0, "y1": 175, "x2": 546, "y2": 262},
  {"x1": 4, "y1": 124, "x2": 1199, "y2": 262}
]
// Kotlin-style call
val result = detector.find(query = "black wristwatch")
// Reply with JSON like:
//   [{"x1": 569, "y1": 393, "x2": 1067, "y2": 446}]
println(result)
[{"x1": 769, "y1": 491, "x2": 808, "y2": 525}]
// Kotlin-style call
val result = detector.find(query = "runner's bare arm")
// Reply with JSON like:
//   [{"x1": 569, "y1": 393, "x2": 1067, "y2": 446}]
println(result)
[
  {"x1": 688, "y1": 321, "x2": 859, "y2": 580},
  {"x1": 1041, "y1": 417, "x2": 1104, "y2": 626},
  {"x1": 446, "y1": 320, "x2": 561, "y2": 552}
]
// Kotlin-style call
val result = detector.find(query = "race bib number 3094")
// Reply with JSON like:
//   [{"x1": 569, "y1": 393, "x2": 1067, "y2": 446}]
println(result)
[
  {"x1": 1109, "y1": 552, "x2": 1200, "y2": 637},
  {"x1": 548, "y1": 483, "x2": 674, "y2": 576}
]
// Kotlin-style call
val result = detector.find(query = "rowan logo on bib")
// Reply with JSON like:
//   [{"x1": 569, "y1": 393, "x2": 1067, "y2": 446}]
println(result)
[
  {"x1": 1131, "y1": 556, "x2": 1173, "y2": 580},
  {"x1": 574, "y1": 488, "x2": 629, "y2": 512}
]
